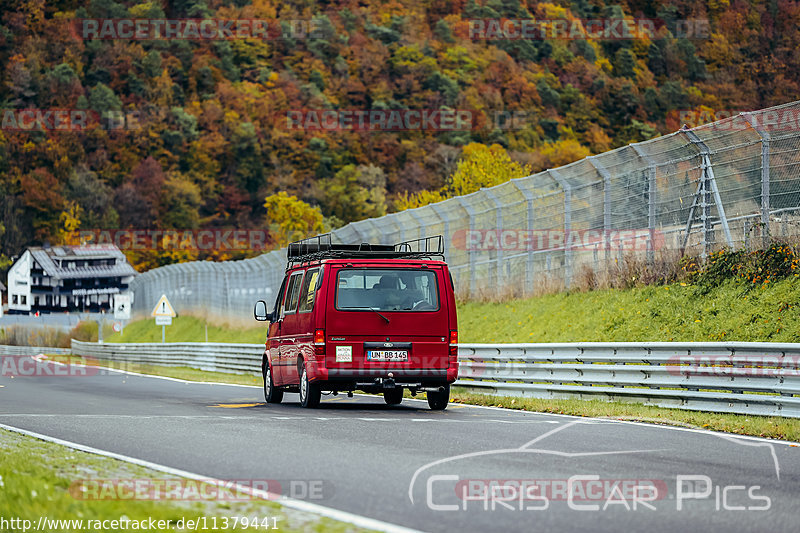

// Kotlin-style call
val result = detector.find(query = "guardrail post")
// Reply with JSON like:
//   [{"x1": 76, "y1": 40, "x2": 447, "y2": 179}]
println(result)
[
  {"x1": 743, "y1": 112, "x2": 771, "y2": 247},
  {"x1": 548, "y1": 169, "x2": 572, "y2": 289}
]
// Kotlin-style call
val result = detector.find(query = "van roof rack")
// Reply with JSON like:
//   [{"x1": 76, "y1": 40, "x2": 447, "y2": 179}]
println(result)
[{"x1": 286, "y1": 234, "x2": 444, "y2": 269}]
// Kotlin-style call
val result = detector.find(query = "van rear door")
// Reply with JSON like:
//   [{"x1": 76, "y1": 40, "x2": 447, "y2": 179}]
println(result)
[{"x1": 325, "y1": 265, "x2": 451, "y2": 374}]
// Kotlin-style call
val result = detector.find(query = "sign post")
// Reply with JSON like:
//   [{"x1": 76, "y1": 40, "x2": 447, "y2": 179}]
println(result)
[{"x1": 151, "y1": 294, "x2": 176, "y2": 343}]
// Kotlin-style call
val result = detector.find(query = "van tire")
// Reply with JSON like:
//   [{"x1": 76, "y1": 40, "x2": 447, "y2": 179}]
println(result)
[
  {"x1": 384, "y1": 388, "x2": 403, "y2": 405},
  {"x1": 263, "y1": 365, "x2": 283, "y2": 404},
  {"x1": 299, "y1": 365, "x2": 321, "y2": 408},
  {"x1": 427, "y1": 385, "x2": 450, "y2": 410}
]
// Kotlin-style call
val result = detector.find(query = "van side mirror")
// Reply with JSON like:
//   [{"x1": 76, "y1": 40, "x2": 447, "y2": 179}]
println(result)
[{"x1": 254, "y1": 300, "x2": 269, "y2": 321}]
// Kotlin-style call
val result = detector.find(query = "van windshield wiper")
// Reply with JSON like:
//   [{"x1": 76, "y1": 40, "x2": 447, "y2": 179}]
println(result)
[{"x1": 348, "y1": 307, "x2": 390, "y2": 323}]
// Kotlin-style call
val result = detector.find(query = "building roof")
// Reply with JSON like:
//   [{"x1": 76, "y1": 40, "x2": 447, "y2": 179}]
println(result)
[
  {"x1": 28, "y1": 245, "x2": 138, "y2": 280},
  {"x1": 0, "y1": 280, "x2": 5, "y2": 291}
]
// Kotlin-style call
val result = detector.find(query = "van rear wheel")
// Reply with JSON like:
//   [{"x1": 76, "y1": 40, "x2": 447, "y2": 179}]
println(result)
[
  {"x1": 299, "y1": 365, "x2": 321, "y2": 408},
  {"x1": 427, "y1": 385, "x2": 450, "y2": 410},
  {"x1": 384, "y1": 388, "x2": 403, "y2": 405},
  {"x1": 263, "y1": 365, "x2": 283, "y2": 404}
]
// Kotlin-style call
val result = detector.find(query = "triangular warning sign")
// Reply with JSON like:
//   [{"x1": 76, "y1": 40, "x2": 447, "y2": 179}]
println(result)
[{"x1": 151, "y1": 294, "x2": 176, "y2": 317}]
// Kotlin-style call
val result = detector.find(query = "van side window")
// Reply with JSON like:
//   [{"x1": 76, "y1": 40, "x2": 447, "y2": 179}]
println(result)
[
  {"x1": 298, "y1": 268, "x2": 321, "y2": 313},
  {"x1": 273, "y1": 277, "x2": 287, "y2": 316},
  {"x1": 284, "y1": 271, "x2": 304, "y2": 315}
]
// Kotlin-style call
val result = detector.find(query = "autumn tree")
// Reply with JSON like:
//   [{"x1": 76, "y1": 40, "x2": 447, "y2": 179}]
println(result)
[{"x1": 264, "y1": 191, "x2": 325, "y2": 247}]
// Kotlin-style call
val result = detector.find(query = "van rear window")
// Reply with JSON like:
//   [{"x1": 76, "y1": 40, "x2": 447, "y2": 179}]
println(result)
[{"x1": 336, "y1": 269, "x2": 439, "y2": 312}]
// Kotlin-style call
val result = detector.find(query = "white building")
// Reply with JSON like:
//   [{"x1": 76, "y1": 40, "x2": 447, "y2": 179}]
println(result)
[{"x1": 6, "y1": 245, "x2": 137, "y2": 314}]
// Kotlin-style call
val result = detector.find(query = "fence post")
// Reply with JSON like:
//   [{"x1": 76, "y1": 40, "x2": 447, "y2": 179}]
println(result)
[
  {"x1": 407, "y1": 210, "x2": 427, "y2": 242},
  {"x1": 743, "y1": 112, "x2": 771, "y2": 247},
  {"x1": 430, "y1": 203, "x2": 451, "y2": 260},
  {"x1": 548, "y1": 169, "x2": 572, "y2": 289},
  {"x1": 484, "y1": 189, "x2": 504, "y2": 291},
  {"x1": 588, "y1": 156, "x2": 612, "y2": 263},
  {"x1": 630, "y1": 144, "x2": 657, "y2": 264},
  {"x1": 682, "y1": 128, "x2": 733, "y2": 259},
  {"x1": 389, "y1": 213, "x2": 407, "y2": 243},
  {"x1": 511, "y1": 178, "x2": 536, "y2": 296},
  {"x1": 456, "y1": 197, "x2": 477, "y2": 295}
]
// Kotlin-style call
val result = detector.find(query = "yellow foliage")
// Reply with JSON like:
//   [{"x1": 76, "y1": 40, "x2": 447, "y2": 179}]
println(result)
[
  {"x1": 449, "y1": 143, "x2": 532, "y2": 197},
  {"x1": 537, "y1": 2, "x2": 568, "y2": 19},
  {"x1": 263, "y1": 191, "x2": 325, "y2": 247},
  {"x1": 58, "y1": 202, "x2": 82, "y2": 244},
  {"x1": 394, "y1": 190, "x2": 446, "y2": 211},
  {"x1": 595, "y1": 57, "x2": 613, "y2": 74},
  {"x1": 394, "y1": 143, "x2": 531, "y2": 211},
  {"x1": 539, "y1": 139, "x2": 591, "y2": 168}
]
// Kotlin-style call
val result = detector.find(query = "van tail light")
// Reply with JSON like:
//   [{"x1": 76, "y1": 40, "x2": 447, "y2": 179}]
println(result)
[
  {"x1": 314, "y1": 329, "x2": 325, "y2": 356},
  {"x1": 448, "y1": 330, "x2": 459, "y2": 381},
  {"x1": 449, "y1": 330, "x2": 458, "y2": 356}
]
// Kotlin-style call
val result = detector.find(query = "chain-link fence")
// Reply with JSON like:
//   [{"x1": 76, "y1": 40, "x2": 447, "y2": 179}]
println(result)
[{"x1": 130, "y1": 100, "x2": 800, "y2": 320}]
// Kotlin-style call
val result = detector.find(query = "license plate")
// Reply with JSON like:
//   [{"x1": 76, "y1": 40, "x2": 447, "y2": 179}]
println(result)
[{"x1": 366, "y1": 350, "x2": 408, "y2": 361}]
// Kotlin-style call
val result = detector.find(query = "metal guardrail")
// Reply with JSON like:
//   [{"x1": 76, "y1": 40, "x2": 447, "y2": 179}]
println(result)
[
  {"x1": 67, "y1": 340, "x2": 800, "y2": 418},
  {"x1": 455, "y1": 342, "x2": 800, "y2": 418},
  {"x1": 0, "y1": 345, "x2": 72, "y2": 356},
  {"x1": 71, "y1": 340, "x2": 264, "y2": 375}
]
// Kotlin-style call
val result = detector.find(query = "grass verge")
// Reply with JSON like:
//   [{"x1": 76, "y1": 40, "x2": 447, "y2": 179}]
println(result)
[
  {"x1": 457, "y1": 277, "x2": 800, "y2": 343},
  {"x1": 106, "y1": 316, "x2": 266, "y2": 344},
  {"x1": 54, "y1": 353, "x2": 800, "y2": 443},
  {"x1": 0, "y1": 428, "x2": 371, "y2": 532},
  {"x1": 104, "y1": 277, "x2": 800, "y2": 344}
]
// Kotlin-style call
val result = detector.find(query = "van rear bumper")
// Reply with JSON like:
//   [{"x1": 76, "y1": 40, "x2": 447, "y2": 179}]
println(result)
[{"x1": 318, "y1": 368, "x2": 448, "y2": 381}]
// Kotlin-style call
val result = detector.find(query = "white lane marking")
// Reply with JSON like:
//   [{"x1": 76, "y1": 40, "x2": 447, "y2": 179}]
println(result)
[
  {"x1": 0, "y1": 413, "x2": 559, "y2": 425},
  {"x1": 28, "y1": 356, "x2": 800, "y2": 445},
  {"x1": 519, "y1": 419, "x2": 583, "y2": 448},
  {"x1": 0, "y1": 422, "x2": 423, "y2": 533},
  {"x1": 407, "y1": 420, "x2": 669, "y2": 505}
]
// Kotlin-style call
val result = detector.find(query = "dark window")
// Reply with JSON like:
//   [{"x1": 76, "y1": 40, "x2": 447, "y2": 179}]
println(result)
[
  {"x1": 283, "y1": 272, "x2": 304, "y2": 315},
  {"x1": 298, "y1": 268, "x2": 321, "y2": 313},
  {"x1": 336, "y1": 269, "x2": 439, "y2": 312}
]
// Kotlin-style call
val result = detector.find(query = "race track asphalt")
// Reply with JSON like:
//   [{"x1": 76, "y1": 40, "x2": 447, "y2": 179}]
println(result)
[{"x1": 1, "y1": 356, "x2": 798, "y2": 533}]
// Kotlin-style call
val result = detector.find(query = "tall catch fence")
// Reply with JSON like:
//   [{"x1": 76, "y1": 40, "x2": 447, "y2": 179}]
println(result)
[{"x1": 130, "y1": 101, "x2": 800, "y2": 320}]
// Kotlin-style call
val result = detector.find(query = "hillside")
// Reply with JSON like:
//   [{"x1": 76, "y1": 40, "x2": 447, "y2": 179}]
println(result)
[{"x1": 2, "y1": 0, "x2": 799, "y2": 271}]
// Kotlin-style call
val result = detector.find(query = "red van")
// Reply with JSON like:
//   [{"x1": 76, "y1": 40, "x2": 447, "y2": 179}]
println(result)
[{"x1": 254, "y1": 235, "x2": 458, "y2": 410}]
